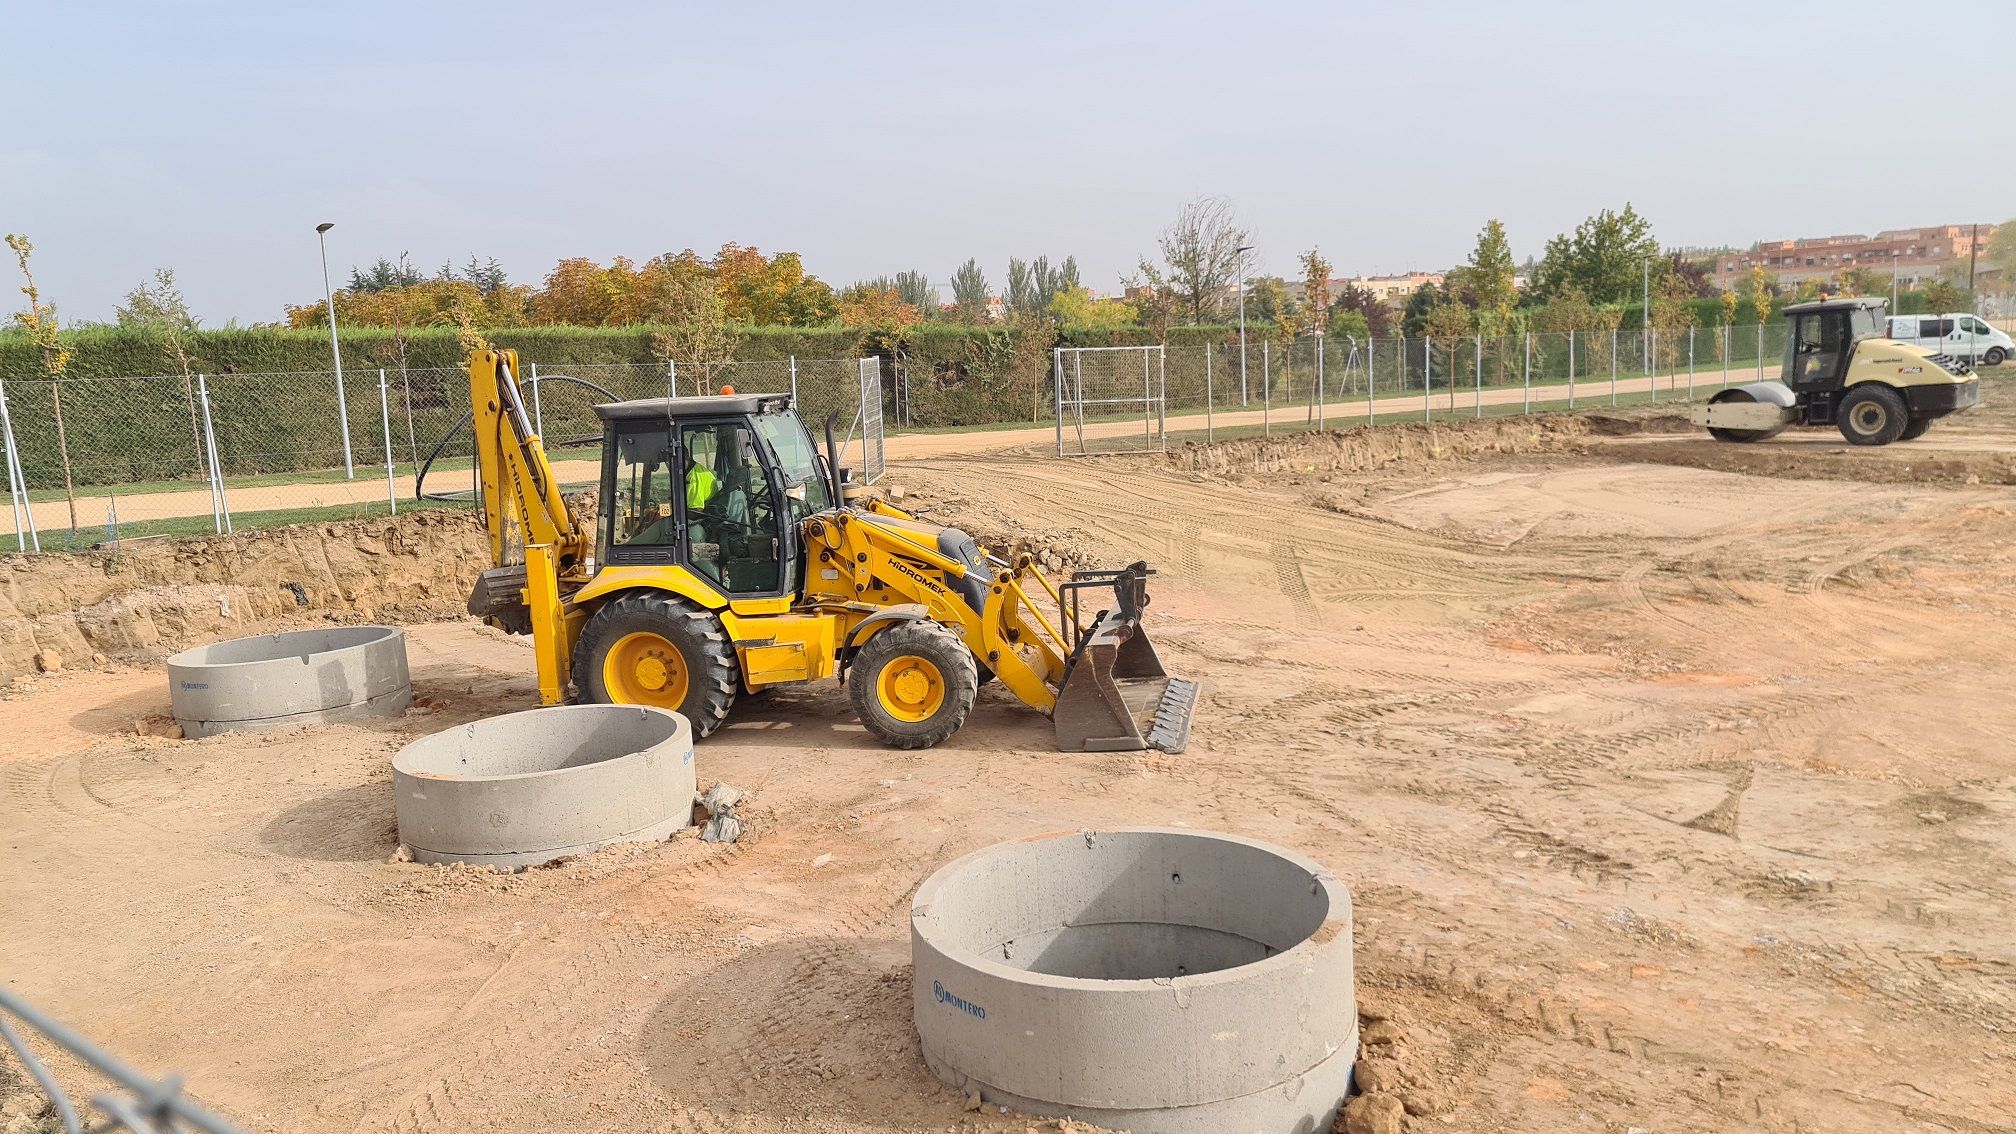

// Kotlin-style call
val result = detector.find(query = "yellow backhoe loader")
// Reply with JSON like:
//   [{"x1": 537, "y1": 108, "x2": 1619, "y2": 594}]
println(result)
[{"x1": 461, "y1": 349, "x2": 1198, "y2": 753}]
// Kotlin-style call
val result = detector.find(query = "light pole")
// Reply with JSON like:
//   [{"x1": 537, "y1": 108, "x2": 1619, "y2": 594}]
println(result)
[
  {"x1": 316, "y1": 222, "x2": 355, "y2": 478},
  {"x1": 1236, "y1": 244, "x2": 1253, "y2": 405},
  {"x1": 1642, "y1": 255, "x2": 1653, "y2": 370}
]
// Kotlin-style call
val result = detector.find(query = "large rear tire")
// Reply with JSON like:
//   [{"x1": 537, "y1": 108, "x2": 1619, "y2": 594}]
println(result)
[
  {"x1": 574, "y1": 591, "x2": 739, "y2": 736},
  {"x1": 1837, "y1": 385, "x2": 1909, "y2": 446},
  {"x1": 847, "y1": 620, "x2": 978, "y2": 750},
  {"x1": 1899, "y1": 417, "x2": 1933, "y2": 441}
]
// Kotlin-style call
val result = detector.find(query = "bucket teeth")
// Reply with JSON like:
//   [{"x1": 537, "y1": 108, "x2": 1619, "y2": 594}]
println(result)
[{"x1": 1145, "y1": 677, "x2": 1200, "y2": 754}]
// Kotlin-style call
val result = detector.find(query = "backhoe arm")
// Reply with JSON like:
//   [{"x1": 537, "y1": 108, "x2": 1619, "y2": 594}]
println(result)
[{"x1": 467, "y1": 349, "x2": 587, "y2": 571}]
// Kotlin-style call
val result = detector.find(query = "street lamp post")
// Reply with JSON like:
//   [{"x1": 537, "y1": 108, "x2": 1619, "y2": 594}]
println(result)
[
  {"x1": 1236, "y1": 244, "x2": 1253, "y2": 406},
  {"x1": 316, "y1": 222, "x2": 355, "y2": 479}
]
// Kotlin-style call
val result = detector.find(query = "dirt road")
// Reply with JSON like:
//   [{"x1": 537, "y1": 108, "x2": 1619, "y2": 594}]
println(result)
[
  {"x1": 19, "y1": 366, "x2": 1772, "y2": 531},
  {"x1": 4, "y1": 410, "x2": 2014, "y2": 1133}
]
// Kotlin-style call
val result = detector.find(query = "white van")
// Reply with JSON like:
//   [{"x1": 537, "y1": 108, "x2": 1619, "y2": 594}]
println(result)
[{"x1": 1886, "y1": 313, "x2": 2011, "y2": 366}]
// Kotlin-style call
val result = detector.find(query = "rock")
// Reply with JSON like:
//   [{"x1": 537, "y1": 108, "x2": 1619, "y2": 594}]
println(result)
[
  {"x1": 699, "y1": 782, "x2": 746, "y2": 816},
  {"x1": 1353, "y1": 1059, "x2": 1402, "y2": 1095},
  {"x1": 5, "y1": 1114, "x2": 38, "y2": 1134},
  {"x1": 33, "y1": 649, "x2": 61, "y2": 674},
  {"x1": 1399, "y1": 1088, "x2": 1447, "y2": 1117},
  {"x1": 1357, "y1": 995, "x2": 1392, "y2": 1022},
  {"x1": 1342, "y1": 1092, "x2": 1406, "y2": 1134},
  {"x1": 91, "y1": 652, "x2": 108, "y2": 667},
  {"x1": 388, "y1": 844, "x2": 414, "y2": 864},
  {"x1": 160, "y1": 722, "x2": 185, "y2": 741},
  {"x1": 1361, "y1": 1018, "x2": 1407, "y2": 1047},
  {"x1": 964, "y1": 1091, "x2": 982, "y2": 1112},
  {"x1": 1, "y1": 1096, "x2": 39, "y2": 1119},
  {"x1": 700, "y1": 811, "x2": 743, "y2": 844}
]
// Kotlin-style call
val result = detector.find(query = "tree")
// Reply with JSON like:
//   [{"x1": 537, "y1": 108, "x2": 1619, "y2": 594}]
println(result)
[
  {"x1": 1298, "y1": 248, "x2": 1332, "y2": 336},
  {"x1": 1330, "y1": 284, "x2": 1394, "y2": 339},
  {"x1": 1838, "y1": 267, "x2": 1891, "y2": 298},
  {"x1": 1135, "y1": 195, "x2": 1249, "y2": 324},
  {"x1": 463, "y1": 256, "x2": 510, "y2": 294},
  {"x1": 950, "y1": 259, "x2": 990, "y2": 322},
  {"x1": 116, "y1": 268, "x2": 206, "y2": 463},
  {"x1": 6, "y1": 234, "x2": 78, "y2": 537},
  {"x1": 1047, "y1": 285, "x2": 1137, "y2": 330},
  {"x1": 1006, "y1": 259, "x2": 1036, "y2": 316},
  {"x1": 1463, "y1": 220, "x2": 1517, "y2": 318},
  {"x1": 838, "y1": 285, "x2": 921, "y2": 336},
  {"x1": 1402, "y1": 281, "x2": 1450, "y2": 338},
  {"x1": 1985, "y1": 219, "x2": 2016, "y2": 292},
  {"x1": 1739, "y1": 266, "x2": 1777, "y2": 323},
  {"x1": 893, "y1": 270, "x2": 936, "y2": 313},
  {"x1": 647, "y1": 267, "x2": 741, "y2": 395},
  {"x1": 1328, "y1": 307, "x2": 1371, "y2": 343},
  {"x1": 1530, "y1": 204, "x2": 1659, "y2": 304},
  {"x1": 1919, "y1": 275, "x2": 1969, "y2": 312},
  {"x1": 347, "y1": 254, "x2": 424, "y2": 293},
  {"x1": 1663, "y1": 252, "x2": 1716, "y2": 299},
  {"x1": 1126, "y1": 275, "x2": 1181, "y2": 343},
  {"x1": 1242, "y1": 276, "x2": 1296, "y2": 326}
]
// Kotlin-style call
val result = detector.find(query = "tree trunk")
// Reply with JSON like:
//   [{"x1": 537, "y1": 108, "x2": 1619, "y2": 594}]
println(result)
[{"x1": 48, "y1": 380, "x2": 77, "y2": 537}]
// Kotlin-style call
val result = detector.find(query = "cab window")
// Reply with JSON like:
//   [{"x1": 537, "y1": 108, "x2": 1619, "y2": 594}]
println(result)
[
  {"x1": 754, "y1": 411, "x2": 833, "y2": 519},
  {"x1": 682, "y1": 420, "x2": 784, "y2": 594},
  {"x1": 608, "y1": 424, "x2": 679, "y2": 551}
]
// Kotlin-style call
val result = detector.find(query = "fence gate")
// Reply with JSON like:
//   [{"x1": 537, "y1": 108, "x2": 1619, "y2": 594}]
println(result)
[
  {"x1": 858, "y1": 357, "x2": 885, "y2": 484},
  {"x1": 1053, "y1": 345, "x2": 1166, "y2": 456}
]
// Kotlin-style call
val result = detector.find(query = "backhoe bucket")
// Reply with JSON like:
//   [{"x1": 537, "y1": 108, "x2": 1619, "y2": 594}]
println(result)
[{"x1": 1053, "y1": 564, "x2": 1201, "y2": 754}]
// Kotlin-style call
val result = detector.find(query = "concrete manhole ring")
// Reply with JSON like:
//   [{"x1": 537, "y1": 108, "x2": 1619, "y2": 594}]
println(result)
[
  {"x1": 392, "y1": 704, "x2": 695, "y2": 868},
  {"x1": 911, "y1": 828, "x2": 1356, "y2": 1134},
  {"x1": 167, "y1": 626, "x2": 411, "y2": 738}
]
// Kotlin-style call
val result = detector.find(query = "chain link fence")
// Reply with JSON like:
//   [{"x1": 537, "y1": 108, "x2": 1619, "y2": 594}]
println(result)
[
  {"x1": 1, "y1": 355, "x2": 889, "y2": 552},
  {"x1": 0, "y1": 318, "x2": 1962, "y2": 551}
]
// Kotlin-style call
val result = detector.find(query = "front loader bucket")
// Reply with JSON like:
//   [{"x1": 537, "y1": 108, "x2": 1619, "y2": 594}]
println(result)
[{"x1": 1053, "y1": 565, "x2": 1201, "y2": 754}]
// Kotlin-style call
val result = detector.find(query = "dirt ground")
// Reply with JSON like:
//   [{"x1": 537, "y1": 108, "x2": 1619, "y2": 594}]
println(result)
[{"x1": 4, "y1": 398, "x2": 2016, "y2": 1133}]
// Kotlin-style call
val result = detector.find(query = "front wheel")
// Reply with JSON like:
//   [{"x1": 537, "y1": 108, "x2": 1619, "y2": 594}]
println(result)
[
  {"x1": 1837, "y1": 385, "x2": 1909, "y2": 446},
  {"x1": 1898, "y1": 417, "x2": 1933, "y2": 441},
  {"x1": 573, "y1": 592, "x2": 740, "y2": 736},
  {"x1": 1985, "y1": 347, "x2": 2007, "y2": 367},
  {"x1": 847, "y1": 620, "x2": 978, "y2": 750}
]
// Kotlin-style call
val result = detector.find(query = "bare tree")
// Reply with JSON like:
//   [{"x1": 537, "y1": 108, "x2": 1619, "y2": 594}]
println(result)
[{"x1": 1136, "y1": 196, "x2": 1250, "y2": 325}]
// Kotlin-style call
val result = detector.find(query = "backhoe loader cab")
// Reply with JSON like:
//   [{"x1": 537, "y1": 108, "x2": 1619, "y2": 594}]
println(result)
[
  {"x1": 462, "y1": 349, "x2": 1199, "y2": 755},
  {"x1": 1691, "y1": 297, "x2": 1979, "y2": 445}
]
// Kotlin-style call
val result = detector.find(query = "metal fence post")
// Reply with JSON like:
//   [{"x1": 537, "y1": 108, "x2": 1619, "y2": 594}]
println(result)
[
  {"x1": 1205, "y1": 341, "x2": 1214, "y2": 443},
  {"x1": 668, "y1": 357, "x2": 678, "y2": 399},
  {"x1": 0, "y1": 374, "x2": 38, "y2": 553},
  {"x1": 1568, "y1": 329, "x2": 1577, "y2": 408},
  {"x1": 1142, "y1": 346, "x2": 1153, "y2": 450},
  {"x1": 1474, "y1": 332, "x2": 1483, "y2": 418},
  {"x1": 1649, "y1": 328, "x2": 1658, "y2": 402},
  {"x1": 1723, "y1": 325, "x2": 1731, "y2": 391},
  {"x1": 1316, "y1": 332, "x2": 1326, "y2": 431},
  {"x1": 1756, "y1": 323, "x2": 1764, "y2": 382},
  {"x1": 1052, "y1": 349, "x2": 1064, "y2": 457},
  {"x1": 528, "y1": 361, "x2": 543, "y2": 435},
  {"x1": 789, "y1": 354, "x2": 799, "y2": 403},
  {"x1": 1687, "y1": 326, "x2": 1695, "y2": 400},
  {"x1": 1522, "y1": 332, "x2": 1531, "y2": 414},
  {"x1": 1422, "y1": 337, "x2": 1432, "y2": 423},
  {"x1": 1262, "y1": 339, "x2": 1271, "y2": 435},
  {"x1": 1367, "y1": 337, "x2": 1376, "y2": 424},
  {"x1": 197, "y1": 373, "x2": 232, "y2": 534},
  {"x1": 378, "y1": 368, "x2": 397, "y2": 516},
  {"x1": 1157, "y1": 346, "x2": 1167, "y2": 447},
  {"x1": 1610, "y1": 327, "x2": 1618, "y2": 405}
]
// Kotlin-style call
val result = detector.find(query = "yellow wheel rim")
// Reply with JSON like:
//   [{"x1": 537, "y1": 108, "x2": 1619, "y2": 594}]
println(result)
[
  {"x1": 876, "y1": 654, "x2": 946, "y2": 723},
  {"x1": 603, "y1": 631, "x2": 690, "y2": 709}
]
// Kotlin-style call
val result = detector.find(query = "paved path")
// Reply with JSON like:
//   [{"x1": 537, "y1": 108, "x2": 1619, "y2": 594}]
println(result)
[{"x1": 14, "y1": 366, "x2": 1775, "y2": 533}]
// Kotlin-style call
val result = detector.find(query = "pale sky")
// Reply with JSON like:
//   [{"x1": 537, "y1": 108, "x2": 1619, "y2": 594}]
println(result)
[{"x1": 4, "y1": 0, "x2": 2008, "y2": 324}]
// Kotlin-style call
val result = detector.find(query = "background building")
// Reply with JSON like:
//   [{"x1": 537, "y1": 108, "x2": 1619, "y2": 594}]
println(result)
[{"x1": 1711, "y1": 224, "x2": 1995, "y2": 291}]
